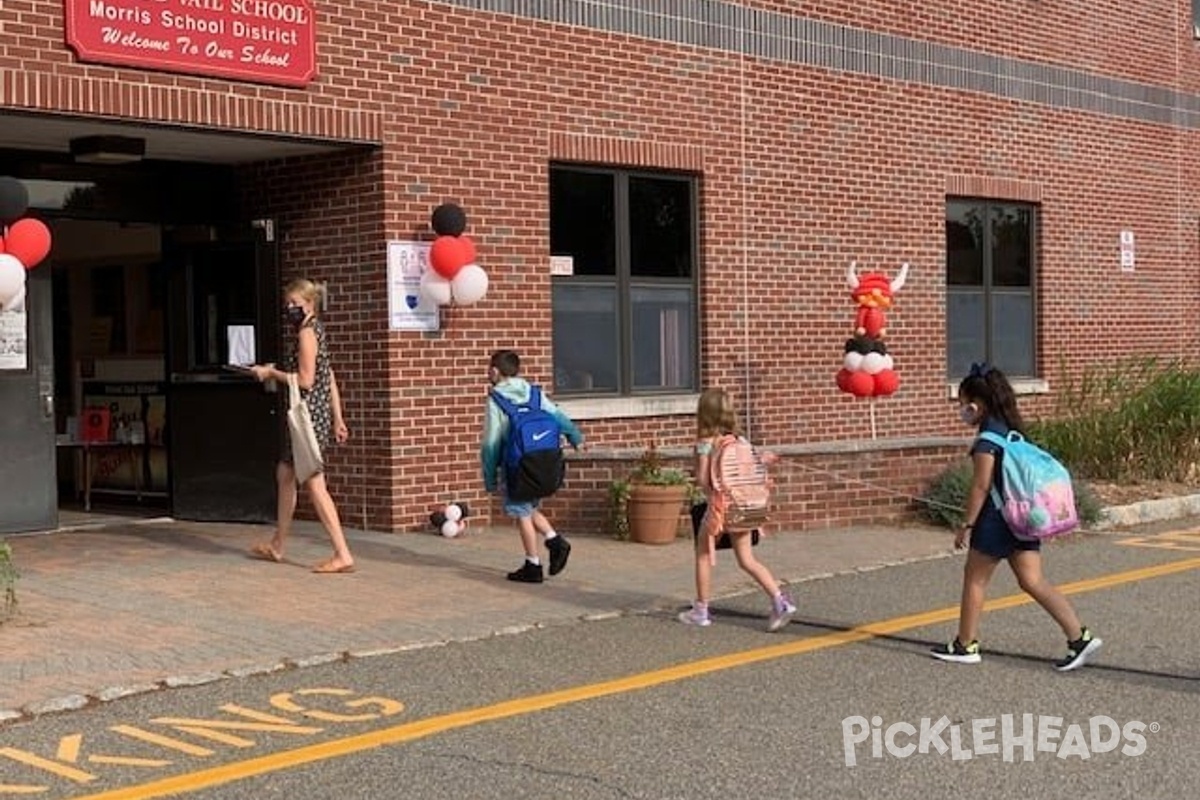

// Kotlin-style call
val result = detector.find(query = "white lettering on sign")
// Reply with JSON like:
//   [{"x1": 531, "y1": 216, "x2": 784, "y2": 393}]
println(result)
[
  {"x1": 89, "y1": 0, "x2": 151, "y2": 26},
  {"x1": 230, "y1": 0, "x2": 309, "y2": 23},
  {"x1": 241, "y1": 45, "x2": 291, "y2": 66},
  {"x1": 101, "y1": 27, "x2": 172, "y2": 51}
]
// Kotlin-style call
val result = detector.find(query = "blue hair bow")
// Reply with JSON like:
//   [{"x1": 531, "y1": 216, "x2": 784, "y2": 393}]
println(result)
[{"x1": 968, "y1": 362, "x2": 993, "y2": 378}]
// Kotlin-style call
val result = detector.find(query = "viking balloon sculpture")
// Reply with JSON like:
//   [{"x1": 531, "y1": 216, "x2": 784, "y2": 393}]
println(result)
[
  {"x1": 420, "y1": 203, "x2": 490, "y2": 307},
  {"x1": 0, "y1": 177, "x2": 54, "y2": 313},
  {"x1": 835, "y1": 261, "x2": 908, "y2": 399}
]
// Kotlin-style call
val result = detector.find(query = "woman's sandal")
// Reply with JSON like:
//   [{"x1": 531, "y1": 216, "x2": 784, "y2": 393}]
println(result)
[
  {"x1": 250, "y1": 543, "x2": 284, "y2": 563},
  {"x1": 312, "y1": 560, "x2": 355, "y2": 574}
]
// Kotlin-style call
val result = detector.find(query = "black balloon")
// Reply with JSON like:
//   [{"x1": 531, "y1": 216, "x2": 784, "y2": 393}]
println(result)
[
  {"x1": 431, "y1": 203, "x2": 467, "y2": 237},
  {"x1": 0, "y1": 177, "x2": 29, "y2": 224}
]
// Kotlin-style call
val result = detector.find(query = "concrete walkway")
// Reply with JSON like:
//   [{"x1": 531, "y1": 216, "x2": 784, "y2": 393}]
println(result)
[{"x1": 0, "y1": 495, "x2": 1189, "y2": 723}]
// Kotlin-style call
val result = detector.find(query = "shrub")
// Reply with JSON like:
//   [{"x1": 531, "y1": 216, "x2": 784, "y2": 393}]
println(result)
[
  {"x1": 917, "y1": 460, "x2": 972, "y2": 529},
  {"x1": 918, "y1": 462, "x2": 1104, "y2": 530}
]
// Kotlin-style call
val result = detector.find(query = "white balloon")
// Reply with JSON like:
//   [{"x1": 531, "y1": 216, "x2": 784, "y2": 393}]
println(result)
[
  {"x1": 0, "y1": 254, "x2": 25, "y2": 307},
  {"x1": 441, "y1": 520, "x2": 461, "y2": 538},
  {"x1": 5, "y1": 286, "x2": 25, "y2": 313},
  {"x1": 881, "y1": 354, "x2": 894, "y2": 371},
  {"x1": 862, "y1": 352, "x2": 885, "y2": 375},
  {"x1": 444, "y1": 504, "x2": 463, "y2": 522},
  {"x1": 420, "y1": 269, "x2": 453, "y2": 306},
  {"x1": 451, "y1": 264, "x2": 489, "y2": 305},
  {"x1": 844, "y1": 351, "x2": 864, "y2": 372}
]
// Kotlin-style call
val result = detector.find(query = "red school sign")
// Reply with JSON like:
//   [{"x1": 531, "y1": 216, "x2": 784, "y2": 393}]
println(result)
[{"x1": 65, "y1": 0, "x2": 317, "y2": 88}]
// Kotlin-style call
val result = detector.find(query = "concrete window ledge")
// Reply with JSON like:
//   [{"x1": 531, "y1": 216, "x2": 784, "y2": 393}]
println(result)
[{"x1": 555, "y1": 394, "x2": 701, "y2": 421}]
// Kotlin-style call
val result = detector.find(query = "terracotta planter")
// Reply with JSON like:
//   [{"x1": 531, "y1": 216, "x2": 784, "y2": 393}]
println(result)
[{"x1": 627, "y1": 484, "x2": 689, "y2": 545}]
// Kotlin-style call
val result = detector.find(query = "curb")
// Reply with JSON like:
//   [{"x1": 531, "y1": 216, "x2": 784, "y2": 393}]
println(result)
[{"x1": 1091, "y1": 494, "x2": 1200, "y2": 532}]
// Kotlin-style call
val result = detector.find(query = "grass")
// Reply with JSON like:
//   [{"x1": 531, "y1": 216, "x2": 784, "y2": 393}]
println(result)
[{"x1": 1027, "y1": 357, "x2": 1200, "y2": 484}]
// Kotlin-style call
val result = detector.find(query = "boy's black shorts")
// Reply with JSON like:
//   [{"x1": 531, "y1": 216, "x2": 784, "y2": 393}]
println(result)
[{"x1": 690, "y1": 502, "x2": 760, "y2": 550}]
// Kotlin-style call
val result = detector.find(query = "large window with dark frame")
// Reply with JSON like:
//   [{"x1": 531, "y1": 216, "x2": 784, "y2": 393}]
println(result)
[
  {"x1": 945, "y1": 199, "x2": 1036, "y2": 379},
  {"x1": 549, "y1": 166, "x2": 698, "y2": 396}
]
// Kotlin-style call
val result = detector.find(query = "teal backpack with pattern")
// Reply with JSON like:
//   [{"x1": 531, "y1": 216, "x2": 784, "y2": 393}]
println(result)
[{"x1": 978, "y1": 431, "x2": 1079, "y2": 541}]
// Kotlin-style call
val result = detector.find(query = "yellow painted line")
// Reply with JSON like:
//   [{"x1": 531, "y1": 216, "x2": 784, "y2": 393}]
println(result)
[
  {"x1": 72, "y1": 555, "x2": 1200, "y2": 800},
  {"x1": 1118, "y1": 530, "x2": 1200, "y2": 551}
]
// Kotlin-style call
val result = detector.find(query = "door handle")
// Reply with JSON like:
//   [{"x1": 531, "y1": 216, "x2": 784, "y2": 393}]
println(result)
[{"x1": 42, "y1": 393, "x2": 54, "y2": 420}]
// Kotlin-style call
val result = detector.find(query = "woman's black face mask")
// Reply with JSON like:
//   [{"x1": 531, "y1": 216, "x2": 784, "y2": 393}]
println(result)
[{"x1": 285, "y1": 305, "x2": 307, "y2": 326}]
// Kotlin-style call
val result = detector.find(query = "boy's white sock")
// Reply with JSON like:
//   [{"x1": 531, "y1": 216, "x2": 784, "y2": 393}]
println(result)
[
  {"x1": 543, "y1": 530, "x2": 559, "y2": 542},
  {"x1": 526, "y1": 556, "x2": 541, "y2": 566}
]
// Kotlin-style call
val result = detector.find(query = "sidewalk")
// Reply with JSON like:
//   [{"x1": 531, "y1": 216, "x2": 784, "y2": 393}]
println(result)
[{"x1": 0, "y1": 494, "x2": 1188, "y2": 723}]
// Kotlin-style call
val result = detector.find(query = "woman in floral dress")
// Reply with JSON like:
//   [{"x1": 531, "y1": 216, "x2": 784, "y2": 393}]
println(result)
[{"x1": 248, "y1": 278, "x2": 355, "y2": 574}]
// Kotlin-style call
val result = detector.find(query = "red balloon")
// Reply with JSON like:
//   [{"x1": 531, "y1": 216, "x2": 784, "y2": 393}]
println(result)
[
  {"x1": 847, "y1": 371, "x2": 874, "y2": 398},
  {"x1": 835, "y1": 368, "x2": 852, "y2": 392},
  {"x1": 459, "y1": 235, "x2": 477, "y2": 266},
  {"x1": 6, "y1": 218, "x2": 52, "y2": 269},
  {"x1": 429, "y1": 236, "x2": 471, "y2": 279},
  {"x1": 874, "y1": 369, "x2": 900, "y2": 396}
]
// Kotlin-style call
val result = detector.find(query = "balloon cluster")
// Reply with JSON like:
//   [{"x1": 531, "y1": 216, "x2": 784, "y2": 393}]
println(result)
[
  {"x1": 0, "y1": 177, "x2": 54, "y2": 313},
  {"x1": 421, "y1": 203, "x2": 489, "y2": 307},
  {"x1": 429, "y1": 501, "x2": 472, "y2": 538},
  {"x1": 835, "y1": 261, "x2": 908, "y2": 398}
]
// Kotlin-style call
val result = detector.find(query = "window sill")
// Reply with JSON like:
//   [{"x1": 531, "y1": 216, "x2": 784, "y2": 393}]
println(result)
[
  {"x1": 945, "y1": 378, "x2": 1049, "y2": 399},
  {"x1": 554, "y1": 393, "x2": 700, "y2": 421}
]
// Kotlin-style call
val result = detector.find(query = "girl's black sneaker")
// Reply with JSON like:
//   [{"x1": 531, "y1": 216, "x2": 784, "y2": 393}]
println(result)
[
  {"x1": 1055, "y1": 627, "x2": 1102, "y2": 672},
  {"x1": 931, "y1": 637, "x2": 981, "y2": 664}
]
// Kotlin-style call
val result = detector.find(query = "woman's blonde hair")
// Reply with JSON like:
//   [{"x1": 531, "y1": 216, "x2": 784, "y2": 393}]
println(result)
[
  {"x1": 696, "y1": 388, "x2": 740, "y2": 438},
  {"x1": 285, "y1": 278, "x2": 328, "y2": 313}
]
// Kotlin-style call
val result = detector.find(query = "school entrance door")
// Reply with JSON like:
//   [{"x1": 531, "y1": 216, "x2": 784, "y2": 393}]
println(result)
[{"x1": 165, "y1": 225, "x2": 282, "y2": 522}]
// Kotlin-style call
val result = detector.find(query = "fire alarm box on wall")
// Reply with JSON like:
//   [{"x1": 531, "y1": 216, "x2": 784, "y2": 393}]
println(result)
[{"x1": 80, "y1": 406, "x2": 111, "y2": 442}]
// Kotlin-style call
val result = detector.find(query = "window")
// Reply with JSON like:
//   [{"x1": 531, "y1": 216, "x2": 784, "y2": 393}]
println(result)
[
  {"x1": 549, "y1": 166, "x2": 698, "y2": 396},
  {"x1": 945, "y1": 199, "x2": 1036, "y2": 379}
]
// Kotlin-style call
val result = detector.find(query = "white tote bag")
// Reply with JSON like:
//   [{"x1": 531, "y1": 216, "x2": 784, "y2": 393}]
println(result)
[{"x1": 287, "y1": 373, "x2": 324, "y2": 485}]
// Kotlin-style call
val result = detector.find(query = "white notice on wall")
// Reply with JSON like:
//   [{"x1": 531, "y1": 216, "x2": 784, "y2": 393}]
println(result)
[
  {"x1": 0, "y1": 306, "x2": 28, "y2": 371},
  {"x1": 1120, "y1": 230, "x2": 1135, "y2": 272},
  {"x1": 227, "y1": 325, "x2": 256, "y2": 366},
  {"x1": 387, "y1": 240, "x2": 440, "y2": 332},
  {"x1": 550, "y1": 255, "x2": 574, "y2": 276}
]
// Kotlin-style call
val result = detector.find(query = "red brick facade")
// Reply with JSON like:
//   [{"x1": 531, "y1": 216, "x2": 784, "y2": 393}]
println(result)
[{"x1": 5, "y1": 1, "x2": 1198, "y2": 533}]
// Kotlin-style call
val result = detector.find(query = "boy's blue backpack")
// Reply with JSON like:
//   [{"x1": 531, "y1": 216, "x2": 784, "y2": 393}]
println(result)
[
  {"x1": 490, "y1": 387, "x2": 565, "y2": 502},
  {"x1": 977, "y1": 431, "x2": 1079, "y2": 541}
]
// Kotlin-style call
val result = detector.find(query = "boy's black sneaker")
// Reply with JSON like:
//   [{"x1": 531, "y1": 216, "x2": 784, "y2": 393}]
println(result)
[
  {"x1": 1055, "y1": 627, "x2": 1102, "y2": 672},
  {"x1": 546, "y1": 536, "x2": 571, "y2": 576},
  {"x1": 506, "y1": 561, "x2": 544, "y2": 583},
  {"x1": 930, "y1": 637, "x2": 981, "y2": 664}
]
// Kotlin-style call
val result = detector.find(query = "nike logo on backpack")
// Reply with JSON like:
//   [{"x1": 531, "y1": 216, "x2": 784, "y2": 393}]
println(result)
[{"x1": 532, "y1": 431, "x2": 552, "y2": 441}]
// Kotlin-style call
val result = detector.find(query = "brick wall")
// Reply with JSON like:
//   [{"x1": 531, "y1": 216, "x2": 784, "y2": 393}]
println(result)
[{"x1": 4, "y1": 1, "x2": 1198, "y2": 532}]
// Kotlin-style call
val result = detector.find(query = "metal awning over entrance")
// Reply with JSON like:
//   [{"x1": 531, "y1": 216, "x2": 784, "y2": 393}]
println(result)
[{"x1": 0, "y1": 111, "x2": 353, "y2": 164}]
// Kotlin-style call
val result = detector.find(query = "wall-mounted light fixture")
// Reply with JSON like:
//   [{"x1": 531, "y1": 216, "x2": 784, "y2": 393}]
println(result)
[{"x1": 69, "y1": 135, "x2": 146, "y2": 165}]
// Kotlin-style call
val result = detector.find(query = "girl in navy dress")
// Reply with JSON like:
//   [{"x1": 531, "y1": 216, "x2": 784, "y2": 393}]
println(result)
[{"x1": 931, "y1": 364, "x2": 1101, "y2": 671}]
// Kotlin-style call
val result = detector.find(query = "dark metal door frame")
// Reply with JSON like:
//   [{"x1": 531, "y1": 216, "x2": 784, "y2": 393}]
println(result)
[{"x1": 0, "y1": 265, "x2": 57, "y2": 533}]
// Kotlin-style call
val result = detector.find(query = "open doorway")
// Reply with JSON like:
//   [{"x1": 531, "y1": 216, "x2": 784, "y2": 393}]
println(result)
[{"x1": 50, "y1": 219, "x2": 170, "y2": 525}]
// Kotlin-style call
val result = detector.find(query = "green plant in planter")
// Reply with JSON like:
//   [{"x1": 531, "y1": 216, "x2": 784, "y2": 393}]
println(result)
[
  {"x1": 0, "y1": 539, "x2": 18, "y2": 622},
  {"x1": 608, "y1": 441, "x2": 695, "y2": 540}
]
